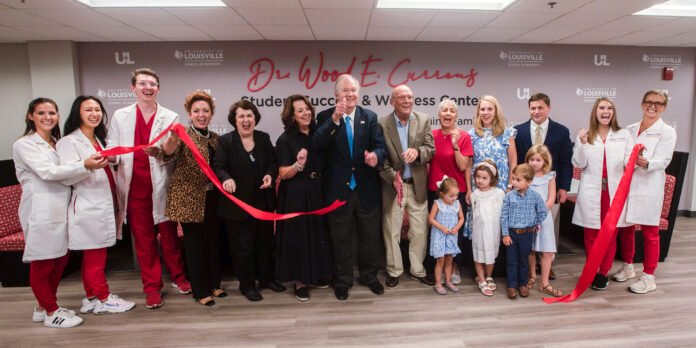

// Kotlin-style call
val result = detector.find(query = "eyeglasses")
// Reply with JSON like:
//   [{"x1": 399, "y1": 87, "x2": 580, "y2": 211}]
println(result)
[
  {"x1": 136, "y1": 81, "x2": 159, "y2": 88},
  {"x1": 642, "y1": 101, "x2": 665, "y2": 107}
]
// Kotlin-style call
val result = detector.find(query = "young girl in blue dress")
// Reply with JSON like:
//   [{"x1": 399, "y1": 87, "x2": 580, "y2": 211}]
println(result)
[
  {"x1": 525, "y1": 145, "x2": 563, "y2": 297},
  {"x1": 428, "y1": 177, "x2": 465, "y2": 295}
]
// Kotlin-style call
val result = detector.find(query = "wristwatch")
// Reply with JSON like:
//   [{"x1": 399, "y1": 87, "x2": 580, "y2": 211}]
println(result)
[{"x1": 453, "y1": 146, "x2": 459, "y2": 151}]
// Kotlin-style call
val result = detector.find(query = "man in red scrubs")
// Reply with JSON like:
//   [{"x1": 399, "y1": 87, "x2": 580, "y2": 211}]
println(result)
[{"x1": 106, "y1": 68, "x2": 190, "y2": 309}]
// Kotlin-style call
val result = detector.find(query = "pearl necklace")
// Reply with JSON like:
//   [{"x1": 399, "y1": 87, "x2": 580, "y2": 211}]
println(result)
[{"x1": 190, "y1": 125, "x2": 210, "y2": 138}]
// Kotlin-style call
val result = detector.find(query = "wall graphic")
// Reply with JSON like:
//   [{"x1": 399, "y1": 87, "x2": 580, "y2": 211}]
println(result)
[{"x1": 78, "y1": 41, "x2": 694, "y2": 152}]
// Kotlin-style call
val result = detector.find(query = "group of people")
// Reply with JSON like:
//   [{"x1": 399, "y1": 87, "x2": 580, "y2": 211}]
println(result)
[{"x1": 13, "y1": 68, "x2": 676, "y2": 328}]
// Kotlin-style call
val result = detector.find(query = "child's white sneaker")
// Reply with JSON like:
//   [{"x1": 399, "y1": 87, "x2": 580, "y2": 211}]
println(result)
[
  {"x1": 611, "y1": 263, "x2": 635, "y2": 282},
  {"x1": 80, "y1": 297, "x2": 99, "y2": 313},
  {"x1": 93, "y1": 294, "x2": 135, "y2": 314},
  {"x1": 451, "y1": 273, "x2": 462, "y2": 285},
  {"x1": 32, "y1": 308, "x2": 46, "y2": 323},
  {"x1": 629, "y1": 273, "x2": 657, "y2": 294},
  {"x1": 44, "y1": 308, "x2": 83, "y2": 328}
]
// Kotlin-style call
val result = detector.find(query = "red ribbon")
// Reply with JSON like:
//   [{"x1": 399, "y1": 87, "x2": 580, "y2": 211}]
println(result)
[
  {"x1": 101, "y1": 123, "x2": 345, "y2": 221},
  {"x1": 544, "y1": 143, "x2": 645, "y2": 303}
]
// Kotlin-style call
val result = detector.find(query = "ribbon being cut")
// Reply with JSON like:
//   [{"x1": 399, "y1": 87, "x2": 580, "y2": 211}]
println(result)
[
  {"x1": 544, "y1": 143, "x2": 645, "y2": 304},
  {"x1": 100, "y1": 123, "x2": 345, "y2": 221}
]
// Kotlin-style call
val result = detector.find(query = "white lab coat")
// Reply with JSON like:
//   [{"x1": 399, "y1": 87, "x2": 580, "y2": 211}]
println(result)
[
  {"x1": 106, "y1": 103, "x2": 178, "y2": 224},
  {"x1": 57, "y1": 130, "x2": 124, "y2": 250},
  {"x1": 624, "y1": 118, "x2": 677, "y2": 226},
  {"x1": 571, "y1": 129, "x2": 634, "y2": 228},
  {"x1": 12, "y1": 133, "x2": 91, "y2": 262}
]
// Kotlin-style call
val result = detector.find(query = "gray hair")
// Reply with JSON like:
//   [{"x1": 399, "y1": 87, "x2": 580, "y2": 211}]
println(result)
[
  {"x1": 438, "y1": 98, "x2": 458, "y2": 113},
  {"x1": 334, "y1": 74, "x2": 360, "y2": 96}
]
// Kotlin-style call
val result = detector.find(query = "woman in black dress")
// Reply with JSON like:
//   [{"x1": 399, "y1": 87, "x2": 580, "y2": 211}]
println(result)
[
  {"x1": 275, "y1": 95, "x2": 333, "y2": 302},
  {"x1": 214, "y1": 99, "x2": 285, "y2": 302}
]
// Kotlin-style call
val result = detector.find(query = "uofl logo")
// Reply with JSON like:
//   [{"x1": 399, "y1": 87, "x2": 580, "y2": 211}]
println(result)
[
  {"x1": 114, "y1": 52, "x2": 134, "y2": 65},
  {"x1": 594, "y1": 54, "x2": 610, "y2": 66},
  {"x1": 516, "y1": 88, "x2": 530, "y2": 100}
]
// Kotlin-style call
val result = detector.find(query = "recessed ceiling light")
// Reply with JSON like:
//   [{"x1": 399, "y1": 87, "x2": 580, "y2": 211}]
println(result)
[
  {"x1": 75, "y1": 0, "x2": 226, "y2": 7},
  {"x1": 634, "y1": 0, "x2": 696, "y2": 17},
  {"x1": 376, "y1": 0, "x2": 517, "y2": 11}
]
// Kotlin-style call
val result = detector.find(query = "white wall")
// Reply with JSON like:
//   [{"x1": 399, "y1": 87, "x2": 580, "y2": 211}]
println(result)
[{"x1": 0, "y1": 44, "x2": 33, "y2": 160}]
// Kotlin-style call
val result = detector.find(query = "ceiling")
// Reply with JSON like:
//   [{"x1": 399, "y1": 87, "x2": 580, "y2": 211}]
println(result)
[{"x1": 1, "y1": 0, "x2": 695, "y2": 46}]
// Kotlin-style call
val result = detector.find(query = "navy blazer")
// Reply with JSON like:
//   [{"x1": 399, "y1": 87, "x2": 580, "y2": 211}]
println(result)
[
  {"x1": 514, "y1": 119, "x2": 573, "y2": 191},
  {"x1": 313, "y1": 106, "x2": 386, "y2": 210}
]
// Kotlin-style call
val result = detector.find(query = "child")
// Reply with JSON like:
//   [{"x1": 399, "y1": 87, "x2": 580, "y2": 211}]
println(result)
[
  {"x1": 428, "y1": 177, "x2": 465, "y2": 295},
  {"x1": 470, "y1": 160, "x2": 506, "y2": 296},
  {"x1": 525, "y1": 145, "x2": 563, "y2": 297},
  {"x1": 500, "y1": 164, "x2": 548, "y2": 300}
]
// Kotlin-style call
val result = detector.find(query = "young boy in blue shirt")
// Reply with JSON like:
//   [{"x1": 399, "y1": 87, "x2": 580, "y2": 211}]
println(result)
[{"x1": 500, "y1": 164, "x2": 548, "y2": 299}]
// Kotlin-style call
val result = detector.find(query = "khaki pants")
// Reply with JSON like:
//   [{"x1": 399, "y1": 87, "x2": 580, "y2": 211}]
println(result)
[{"x1": 382, "y1": 183, "x2": 428, "y2": 278}]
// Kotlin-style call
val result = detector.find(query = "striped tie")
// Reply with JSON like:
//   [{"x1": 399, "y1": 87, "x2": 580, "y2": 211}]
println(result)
[{"x1": 535, "y1": 125, "x2": 542, "y2": 145}]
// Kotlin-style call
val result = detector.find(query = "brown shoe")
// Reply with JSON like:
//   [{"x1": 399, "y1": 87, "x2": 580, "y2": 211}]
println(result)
[
  {"x1": 519, "y1": 285, "x2": 530, "y2": 297},
  {"x1": 507, "y1": 288, "x2": 518, "y2": 299},
  {"x1": 410, "y1": 273, "x2": 435, "y2": 286},
  {"x1": 385, "y1": 275, "x2": 399, "y2": 288},
  {"x1": 549, "y1": 268, "x2": 557, "y2": 280}
]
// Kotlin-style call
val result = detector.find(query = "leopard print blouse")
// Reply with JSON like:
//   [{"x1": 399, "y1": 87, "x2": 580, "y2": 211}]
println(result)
[{"x1": 165, "y1": 126, "x2": 219, "y2": 223}]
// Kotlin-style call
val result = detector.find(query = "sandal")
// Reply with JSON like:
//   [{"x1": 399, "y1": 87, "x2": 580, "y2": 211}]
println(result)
[
  {"x1": 445, "y1": 282, "x2": 459, "y2": 293},
  {"x1": 433, "y1": 284, "x2": 447, "y2": 295},
  {"x1": 540, "y1": 284, "x2": 564, "y2": 297},
  {"x1": 478, "y1": 281, "x2": 493, "y2": 297},
  {"x1": 198, "y1": 296, "x2": 215, "y2": 306},
  {"x1": 485, "y1": 277, "x2": 497, "y2": 291},
  {"x1": 212, "y1": 289, "x2": 227, "y2": 298},
  {"x1": 527, "y1": 277, "x2": 537, "y2": 288}
]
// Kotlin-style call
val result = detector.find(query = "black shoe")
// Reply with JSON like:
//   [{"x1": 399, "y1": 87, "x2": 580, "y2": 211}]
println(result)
[
  {"x1": 334, "y1": 287, "x2": 349, "y2": 301},
  {"x1": 385, "y1": 275, "x2": 399, "y2": 288},
  {"x1": 368, "y1": 281, "x2": 384, "y2": 295},
  {"x1": 295, "y1": 286, "x2": 310, "y2": 302},
  {"x1": 591, "y1": 273, "x2": 609, "y2": 291},
  {"x1": 410, "y1": 273, "x2": 436, "y2": 286},
  {"x1": 241, "y1": 288, "x2": 263, "y2": 302},
  {"x1": 312, "y1": 279, "x2": 331, "y2": 289},
  {"x1": 260, "y1": 280, "x2": 287, "y2": 293}
]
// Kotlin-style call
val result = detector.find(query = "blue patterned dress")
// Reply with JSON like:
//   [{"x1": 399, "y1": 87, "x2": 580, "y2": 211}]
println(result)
[
  {"x1": 429, "y1": 199, "x2": 462, "y2": 258},
  {"x1": 463, "y1": 127, "x2": 517, "y2": 237}
]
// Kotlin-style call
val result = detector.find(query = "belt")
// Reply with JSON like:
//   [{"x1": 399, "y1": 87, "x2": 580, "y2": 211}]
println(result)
[
  {"x1": 298, "y1": 171, "x2": 322, "y2": 179},
  {"x1": 509, "y1": 227, "x2": 536, "y2": 234},
  {"x1": 402, "y1": 177, "x2": 415, "y2": 184}
]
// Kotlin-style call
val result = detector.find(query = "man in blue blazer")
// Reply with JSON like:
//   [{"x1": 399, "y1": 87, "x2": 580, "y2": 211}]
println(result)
[
  {"x1": 514, "y1": 93, "x2": 573, "y2": 279},
  {"x1": 314, "y1": 74, "x2": 387, "y2": 300}
]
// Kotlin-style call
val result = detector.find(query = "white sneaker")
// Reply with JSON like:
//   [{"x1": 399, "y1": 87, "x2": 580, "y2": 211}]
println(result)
[
  {"x1": 629, "y1": 273, "x2": 657, "y2": 294},
  {"x1": 451, "y1": 273, "x2": 462, "y2": 285},
  {"x1": 44, "y1": 308, "x2": 84, "y2": 328},
  {"x1": 80, "y1": 297, "x2": 99, "y2": 314},
  {"x1": 93, "y1": 294, "x2": 135, "y2": 314},
  {"x1": 32, "y1": 308, "x2": 46, "y2": 323},
  {"x1": 611, "y1": 263, "x2": 635, "y2": 282}
]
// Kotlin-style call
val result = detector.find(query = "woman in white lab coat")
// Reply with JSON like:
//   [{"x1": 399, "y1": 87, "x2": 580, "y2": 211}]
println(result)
[
  {"x1": 571, "y1": 97, "x2": 634, "y2": 291},
  {"x1": 56, "y1": 96, "x2": 135, "y2": 315},
  {"x1": 615, "y1": 90, "x2": 677, "y2": 294},
  {"x1": 12, "y1": 97, "x2": 105, "y2": 328}
]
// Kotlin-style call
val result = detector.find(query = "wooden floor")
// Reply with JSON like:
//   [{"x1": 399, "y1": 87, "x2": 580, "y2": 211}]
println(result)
[{"x1": 2, "y1": 217, "x2": 696, "y2": 347}]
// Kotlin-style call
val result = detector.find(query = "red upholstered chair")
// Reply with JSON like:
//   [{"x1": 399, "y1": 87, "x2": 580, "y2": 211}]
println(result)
[{"x1": 0, "y1": 184, "x2": 30, "y2": 287}]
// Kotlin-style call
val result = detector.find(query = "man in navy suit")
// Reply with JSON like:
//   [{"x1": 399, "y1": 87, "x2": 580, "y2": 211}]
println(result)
[
  {"x1": 514, "y1": 93, "x2": 573, "y2": 279},
  {"x1": 313, "y1": 74, "x2": 387, "y2": 301}
]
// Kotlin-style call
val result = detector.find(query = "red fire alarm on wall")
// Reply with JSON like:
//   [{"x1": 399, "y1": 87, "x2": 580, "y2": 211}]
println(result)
[{"x1": 663, "y1": 67, "x2": 674, "y2": 80}]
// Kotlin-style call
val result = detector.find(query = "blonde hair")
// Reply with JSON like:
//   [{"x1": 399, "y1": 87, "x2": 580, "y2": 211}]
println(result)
[
  {"x1": 437, "y1": 177, "x2": 460, "y2": 197},
  {"x1": 525, "y1": 145, "x2": 552, "y2": 174},
  {"x1": 474, "y1": 95, "x2": 506, "y2": 138},
  {"x1": 512, "y1": 163, "x2": 535, "y2": 182},
  {"x1": 474, "y1": 159, "x2": 499, "y2": 188},
  {"x1": 587, "y1": 97, "x2": 620, "y2": 145},
  {"x1": 642, "y1": 89, "x2": 668, "y2": 106}
]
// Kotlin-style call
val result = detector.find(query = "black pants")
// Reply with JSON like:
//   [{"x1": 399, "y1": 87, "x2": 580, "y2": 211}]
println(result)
[
  {"x1": 424, "y1": 190, "x2": 472, "y2": 275},
  {"x1": 180, "y1": 191, "x2": 221, "y2": 300},
  {"x1": 326, "y1": 190, "x2": 381, "y2": 288},
  {"x1": 223, "y1": 217, "x2": 275, "y2": 292}
]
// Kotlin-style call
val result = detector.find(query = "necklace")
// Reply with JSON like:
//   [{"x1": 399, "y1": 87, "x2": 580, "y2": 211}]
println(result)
[{"x1": 190, "y1": 125, "x2": 210, "y2": 138}]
